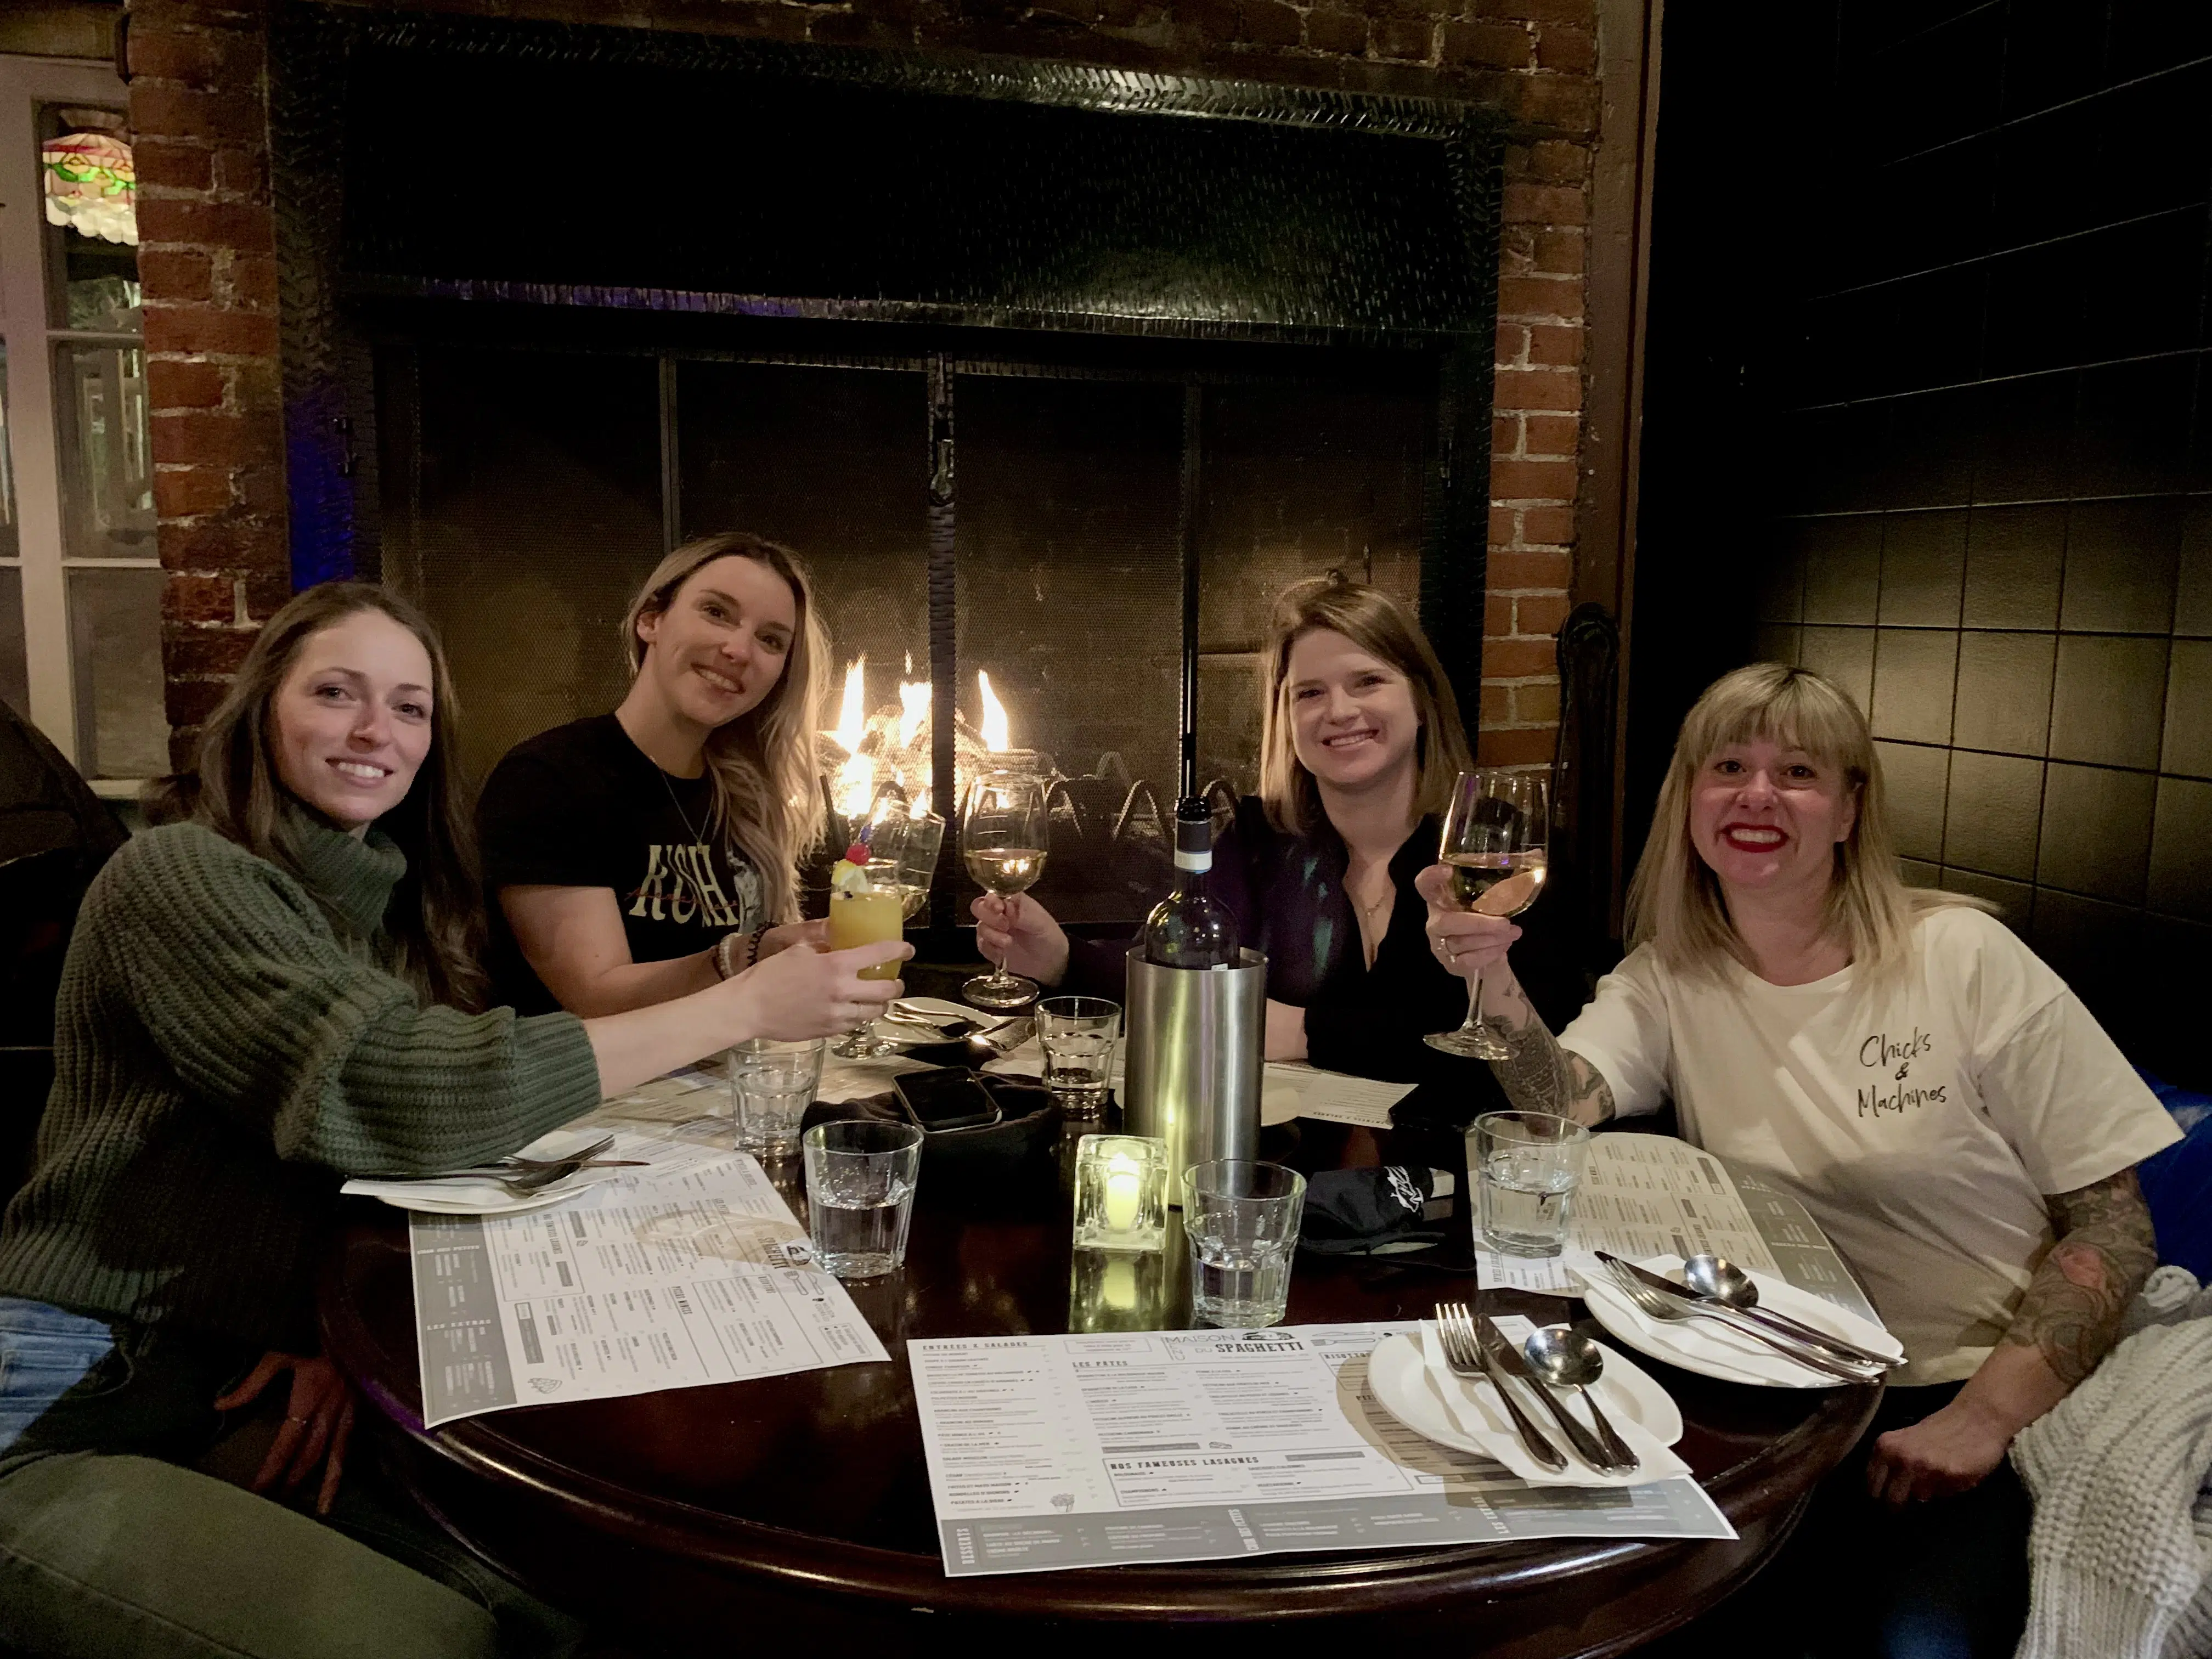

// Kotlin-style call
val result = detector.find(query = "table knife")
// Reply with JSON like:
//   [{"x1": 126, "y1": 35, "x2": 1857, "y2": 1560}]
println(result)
[
  {"x1": 1472, "y1": 1310, "x2": 1626, "y2": 1472},
  {"x1": 1595, "y1": 1253, "x2": 1890, "y2": 1378}
]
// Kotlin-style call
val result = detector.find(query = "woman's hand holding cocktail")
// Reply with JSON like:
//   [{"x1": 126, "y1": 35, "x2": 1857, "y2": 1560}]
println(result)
[
  {"x1": 730, "y1": 937, "x2": 909, "y2": 1040},
  {"x1": 756, "y1": 918, "x2": 828, "y2": 960},
  {"x1": 1415, "y1": 862, "x2": 1521, "y2": 983},
  {"x1": 971, "y1": 892, "x2": 1071, "y2": 987}
]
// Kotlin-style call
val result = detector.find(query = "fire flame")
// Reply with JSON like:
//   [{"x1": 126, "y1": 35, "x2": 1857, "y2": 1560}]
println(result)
[
  {"x1": 978, "y1": 670, "x2": 1011, "y2": 752},
  {"x1": 831, "y1": 656, "x2": 867, "y2": 755},
  {"x1": 897, "y1": 679, "x2": 929, "y2": 751},
  {"x1": 822, "y1": 656, "x2": 1024, "y2": 827}
]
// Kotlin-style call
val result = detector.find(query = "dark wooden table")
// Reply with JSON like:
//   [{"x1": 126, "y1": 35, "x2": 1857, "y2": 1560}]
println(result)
[{"x1": 323, "y1": 1124, "x2": 1877, "y2": 1656}]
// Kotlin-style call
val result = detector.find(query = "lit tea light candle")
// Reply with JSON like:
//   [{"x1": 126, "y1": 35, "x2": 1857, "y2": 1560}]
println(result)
[
  {"x1": 1103, "y1": 1153, "x2": 1142, "y2": 1233},
  {"x1": 1073, "y1": 1133, "x2": 1167, "y2": 1253}
]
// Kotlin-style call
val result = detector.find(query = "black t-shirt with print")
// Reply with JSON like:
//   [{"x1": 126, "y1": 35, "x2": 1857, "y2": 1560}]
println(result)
[{"x1": 477, "y1": 714, "x2": 766, "y2": 1014}]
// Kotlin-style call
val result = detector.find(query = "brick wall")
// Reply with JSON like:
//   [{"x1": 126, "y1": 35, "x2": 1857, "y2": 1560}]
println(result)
[
  {"x1": 127, "y1": 0, "x2": 1600, "y2": 772},
  {"x1": 130, "y1": 0, "x2": 286, "y2": 765}
]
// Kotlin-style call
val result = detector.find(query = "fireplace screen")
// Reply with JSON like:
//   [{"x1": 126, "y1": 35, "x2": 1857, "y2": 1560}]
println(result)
[{"x1": 379, "y1": 337, "x2": 1436, "y2": 933}]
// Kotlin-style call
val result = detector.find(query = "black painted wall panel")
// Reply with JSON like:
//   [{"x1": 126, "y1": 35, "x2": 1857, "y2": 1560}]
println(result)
[{"x1": 1636, "y1": 0, "x2": 2212, "y2": 1082}]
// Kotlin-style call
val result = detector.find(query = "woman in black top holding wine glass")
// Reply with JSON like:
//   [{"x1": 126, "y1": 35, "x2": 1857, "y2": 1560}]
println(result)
[{"x1": 973, "y1": 575, "x2": 1578, "y2": 1091}]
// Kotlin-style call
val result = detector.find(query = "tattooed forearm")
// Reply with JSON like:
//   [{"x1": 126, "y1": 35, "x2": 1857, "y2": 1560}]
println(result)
[
  {"x1": 1484, "y1": 979, "x2": 1615, "y2": 1126},
  {"x1": 2000, "y1": 1169, "x2": 2158, "y2": 1388}
]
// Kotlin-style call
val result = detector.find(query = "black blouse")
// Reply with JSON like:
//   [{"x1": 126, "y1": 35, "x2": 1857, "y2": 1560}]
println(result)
[{"x1": 1065, "y1": 796, "x2": 1584, "y2": 1108}]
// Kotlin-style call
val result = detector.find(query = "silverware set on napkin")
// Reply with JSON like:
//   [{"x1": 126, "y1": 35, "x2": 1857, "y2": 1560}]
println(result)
[
  {"x1": 1432, "y1": 1299, "x2": 1641, "y2": 1475},
  {"x1": 435, "y1": 1133, "x2": 646, "y2": 1198},
  {"x1": 1591, "y1": 1251, "x2": 1903, "y2": 1383}
]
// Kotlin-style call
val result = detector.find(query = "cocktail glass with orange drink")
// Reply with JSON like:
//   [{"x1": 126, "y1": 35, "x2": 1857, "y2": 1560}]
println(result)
[{"x1": 828, "y1": 842, "x2": 907, "y2": 1057}]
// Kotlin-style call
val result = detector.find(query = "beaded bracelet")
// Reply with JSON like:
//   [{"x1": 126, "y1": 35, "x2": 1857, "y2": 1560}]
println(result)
[{"x1": 713, "y1": 927, "x2": 770, "y2": 980}]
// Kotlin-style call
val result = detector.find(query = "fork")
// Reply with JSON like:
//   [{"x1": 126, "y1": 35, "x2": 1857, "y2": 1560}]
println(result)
[
  {"x1": 1599, "y1": 1262, "x2": 1882, "y2": 1383},
  {"x1": 437, "y1": 1135, "x2": 637, "y2": 1194},
  {"x1": 1434, "y1": 1302, "x2": 1566, "y2": 1471}
]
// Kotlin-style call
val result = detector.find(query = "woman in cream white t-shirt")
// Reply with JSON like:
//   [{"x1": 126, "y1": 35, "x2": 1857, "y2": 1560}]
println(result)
[{"x1": 1420, "y1": 663, "x2": 2177, "y2": 1659}]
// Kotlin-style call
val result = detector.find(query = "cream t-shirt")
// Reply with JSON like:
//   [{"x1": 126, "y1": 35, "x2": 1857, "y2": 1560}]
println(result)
[{"x1": 1558, "y1": 906, "x2": 2180, "y2": 1384}]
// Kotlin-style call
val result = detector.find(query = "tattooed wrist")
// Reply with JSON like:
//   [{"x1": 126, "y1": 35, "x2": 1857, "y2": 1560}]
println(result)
[
  {"x1": 2000, "y1": 1171, "x2": 2157, "y2": 1389},
  {"x1": 1485, "y1": 1003, "x2": 1615, "y2": 1126}
]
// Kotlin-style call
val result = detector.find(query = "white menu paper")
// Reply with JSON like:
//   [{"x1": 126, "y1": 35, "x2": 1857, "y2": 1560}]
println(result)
[
  {"x1": 408, "y1": 1136, "x2": 888, "y2": 1427},
  {"x1": 1475, "y1": 1134, "x2": 1880, "y2": 1322},
  {"x1": 909, "y1": 1321, "x2": 1733, "y2": 1577},
  {"x1": 986, "y1": 1040, "x2": 1415, "y2": 1131}
]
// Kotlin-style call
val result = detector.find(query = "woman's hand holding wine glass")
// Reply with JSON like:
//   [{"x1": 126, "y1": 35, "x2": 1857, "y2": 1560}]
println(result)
[
  {"x1": 1422, "y1": 768, "x2": 1550, "y2": 1059},
  {"x1": 962, "y1": 771, "x2": 1050, "y2": 1009},
  {"x1": 971, "y1": 891, "x2": 1071, "y2": 987}
]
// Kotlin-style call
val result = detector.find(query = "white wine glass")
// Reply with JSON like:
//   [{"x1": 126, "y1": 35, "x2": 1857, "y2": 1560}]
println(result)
[
  {"x1": 962, "y1": 771, "x2": 1048, "y2": 1010},
  {"x1": 1424, "y1": 768, "x2": 1550, "y2": 1060}
]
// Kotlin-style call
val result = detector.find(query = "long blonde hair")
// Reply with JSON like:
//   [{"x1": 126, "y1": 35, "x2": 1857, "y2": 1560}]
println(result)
[
  {"x1": 1626, "y1": 662, "x2": 1977, "y2": 981},
  {"x1": 1256, "y1": 575, "x2": 1475, "y2": 838},
  {"x1": 621, "y1": 533, "x2": 828, "y2": 922}
]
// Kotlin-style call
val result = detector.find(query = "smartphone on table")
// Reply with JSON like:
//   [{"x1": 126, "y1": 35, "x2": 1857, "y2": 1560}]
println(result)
[{"x1": 891, "y1": 1068, "x2": 1000, "y2": 1132}]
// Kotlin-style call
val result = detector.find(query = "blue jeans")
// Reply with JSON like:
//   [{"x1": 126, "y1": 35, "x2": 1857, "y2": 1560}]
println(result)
[
  {"x1": 1639, "y1": 1381, "x2": 2030, "y2": 1659},
  {"x1": 0, "y1": 1296, "x2": 580, "y2": 1658},
  {"x1": 0, "y1": 1297, "x2": 110, "y2": 1455}
]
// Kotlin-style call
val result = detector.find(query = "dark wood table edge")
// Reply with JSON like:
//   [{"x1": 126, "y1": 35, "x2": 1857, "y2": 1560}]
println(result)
[{"x1": 325, "y1": 1224, "x2": 1881, "y2": 1627}]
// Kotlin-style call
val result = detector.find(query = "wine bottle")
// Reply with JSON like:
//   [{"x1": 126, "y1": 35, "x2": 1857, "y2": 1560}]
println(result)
[{"x1": 1142, "y1": 798, "x2": 1239, "y2": 969}]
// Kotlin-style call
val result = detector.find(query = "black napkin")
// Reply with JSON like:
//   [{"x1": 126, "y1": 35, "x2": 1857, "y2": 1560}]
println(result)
[
  {"x1": 1299, "y1": 1165, "x2": 1452, "y2": 1256},
  {"x1": 799, "y1": 1070, "x2": 1062, "y2": 1216}
]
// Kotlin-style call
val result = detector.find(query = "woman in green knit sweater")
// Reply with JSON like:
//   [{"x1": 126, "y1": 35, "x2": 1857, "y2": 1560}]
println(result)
[{"x1": 0, "y1": 583, "x2": 906, "y2": 1658}]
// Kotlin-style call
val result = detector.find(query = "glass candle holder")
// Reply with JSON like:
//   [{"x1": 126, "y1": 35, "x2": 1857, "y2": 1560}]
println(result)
[{"x1": 1072, "y1": 1133, "x2": 1168, "y2": 1253}]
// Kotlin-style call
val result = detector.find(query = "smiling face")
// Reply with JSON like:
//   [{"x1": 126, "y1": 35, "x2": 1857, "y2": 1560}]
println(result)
[
  {"x1": 1688, "y1": 733, "x2": 1859, "y2": 904},
  {"x1": 634, "y1": 555, "x2": 798, "y2": 735},
  {"x1": 270, "y1": 608, "x2": 436, "y2": 832},
  {"x1": 1283, "y1": 627, "x2": 1421, "y2": 795}
]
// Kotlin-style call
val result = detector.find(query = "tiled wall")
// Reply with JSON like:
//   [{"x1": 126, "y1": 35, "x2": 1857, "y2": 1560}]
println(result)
[{"x1": 1751, "y1": 2, "x2": 2211, "y2": 1076}]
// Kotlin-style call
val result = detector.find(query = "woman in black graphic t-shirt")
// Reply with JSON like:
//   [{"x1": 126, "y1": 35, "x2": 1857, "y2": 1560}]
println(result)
[{"x1": 478, "y1": 533, "x2": 893, "y2": 1017}]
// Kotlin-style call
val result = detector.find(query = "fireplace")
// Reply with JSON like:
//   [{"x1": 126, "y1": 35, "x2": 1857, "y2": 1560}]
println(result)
[{"x1": 273, "y1": 6, "x2": 1505, "y2": 941}]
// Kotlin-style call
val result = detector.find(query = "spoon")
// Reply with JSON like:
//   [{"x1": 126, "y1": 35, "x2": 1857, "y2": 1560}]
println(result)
[
  {"x1": 1521, "y1": 1326, "x2": 1639, "y2": 1472},
  {"x1": 1680, "y1": 1254, "x2": 1904, "y2": 1370}
]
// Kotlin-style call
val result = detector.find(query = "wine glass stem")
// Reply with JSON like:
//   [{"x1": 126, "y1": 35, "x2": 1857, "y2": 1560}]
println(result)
[{"x1": 1462, "y1": 966, "x2": 1486, "y2": 1039}]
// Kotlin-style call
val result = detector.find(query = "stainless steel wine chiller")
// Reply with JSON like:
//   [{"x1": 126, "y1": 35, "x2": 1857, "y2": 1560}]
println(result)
[{"x1": 1120, "y1": 946, "x2": 1264, "y2": 1197}]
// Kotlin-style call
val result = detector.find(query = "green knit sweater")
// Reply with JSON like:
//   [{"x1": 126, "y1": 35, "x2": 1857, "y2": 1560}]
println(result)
[{"x1": 0, "y1": 815, "x2": 602, "y2": 1352}]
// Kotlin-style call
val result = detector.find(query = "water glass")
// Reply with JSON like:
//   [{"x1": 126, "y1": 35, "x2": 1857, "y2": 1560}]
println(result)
[
  {"x1": 729, "y1": 1038, "x2": 827, "y2": 1161},
  {"x1": 1471, "y1": 1110, "x2": 1590, "y2": 1257},
  {"x1": 1182, "y1": 1159, "x2": 1306, "y2": 1327},
  {"x1": 1035, "y1": 995, "x2": 1120, "y2": 1118},
  {"x1": 802, "y1": 1120, "x2": 924, "y2": 1279}
]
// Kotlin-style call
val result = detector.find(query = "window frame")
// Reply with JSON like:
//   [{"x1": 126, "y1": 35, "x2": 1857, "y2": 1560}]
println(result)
[{"x1": 0, "y1": 52, "x2": 159, "y2": 799}]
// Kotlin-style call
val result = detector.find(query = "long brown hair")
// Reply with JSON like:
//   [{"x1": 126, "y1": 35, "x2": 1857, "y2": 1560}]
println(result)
[
  {"x1": 1626, "y1": 662, "x2": 1982, "y2": 984},
  {"x1": 144, "y1": 583, "x2": 488, "y2": 1011},
  {"x1": 620, "y1": 533, "x2": 828, "y2": 921},
  {"x1": 1255, "y1": 575, "x2": 1475, "y2": 838}
]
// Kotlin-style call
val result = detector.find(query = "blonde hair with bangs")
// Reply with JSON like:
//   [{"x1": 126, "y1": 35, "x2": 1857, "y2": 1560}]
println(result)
[
  {"x1": 622, "y1": 532, "x2": 828, "y2": 922},
  {"x1": 1256, "y1": 575, "x2": 1475, "y2": 838},
  {"x1": 1626, "y1": 662, "x2": 1979, "y2": 981}
]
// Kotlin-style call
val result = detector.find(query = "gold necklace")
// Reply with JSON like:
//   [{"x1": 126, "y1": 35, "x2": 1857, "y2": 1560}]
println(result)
[
  {"x1": 1347, "y1": 862, "x2": 1393, "y2": 920},
  {"x1": 656, "y1": 765, "x2": 712, "y2": 849}
]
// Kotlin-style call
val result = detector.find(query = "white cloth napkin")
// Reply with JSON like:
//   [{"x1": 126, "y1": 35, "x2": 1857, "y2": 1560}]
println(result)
[
  {"x1": 1417, "y1": 1321, "x2": 1690, "y2": 1488},
  {"x1": 338, "y1": 1129, "x2": 619, "y2": 1211},
  {"x1": 1581, "y1": 1255, "x2": 1901, "y2": 1387}
]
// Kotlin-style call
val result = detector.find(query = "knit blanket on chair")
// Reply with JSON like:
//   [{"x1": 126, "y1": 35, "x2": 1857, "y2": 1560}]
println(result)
[{"x1": 2011, "y1": 1280, "x2": 2212, "y2": 1659}]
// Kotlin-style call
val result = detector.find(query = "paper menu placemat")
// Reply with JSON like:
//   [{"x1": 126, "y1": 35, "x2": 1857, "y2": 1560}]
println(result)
[
  {"x1": 985, "y1": 1040, "x2": 1413, "y2": 1131},
  {"x1": 909, "y1": 1322, "x2": 1733, "y2": 1577},
  {"x1": 407, "y1": 1136, "x2": 888, "y2": 1428},
  {"x1": 1473, "y1": 1133, "x2": 1881, "y2": 1324},
  {"x1": 1257, "y1": 1061, "x2": 1414, "y2": 1128}
]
